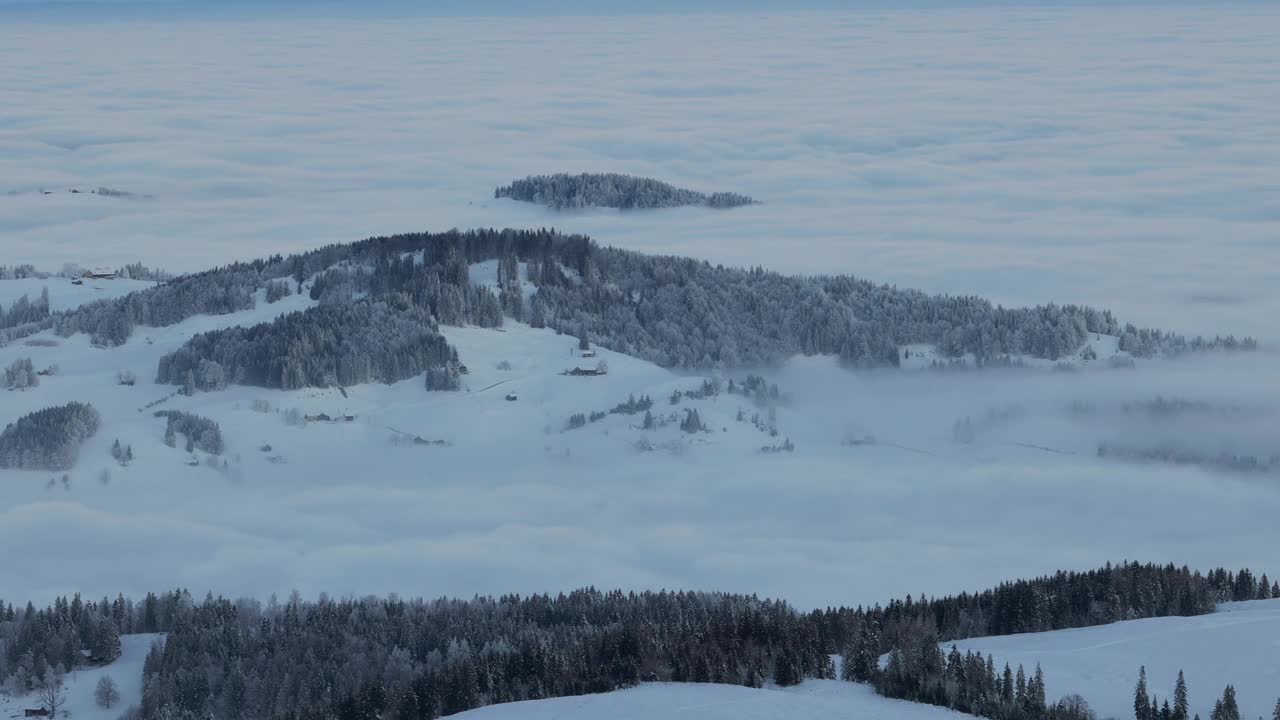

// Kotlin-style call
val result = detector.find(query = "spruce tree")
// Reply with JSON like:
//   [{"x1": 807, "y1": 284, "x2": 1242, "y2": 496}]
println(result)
[
  {"x1": 1136, "y1": 666, "x2": 1151, "y2": 720},
  {"x1": 1027, "y1": 664, "x2": 1046, "y2": 715},
  {"x1": 1174, "y1": 670, "x2": 1189, "y2": 720},
  {"x1": 1211, "y1": 686, "x2": 1240, "y2": 720}
]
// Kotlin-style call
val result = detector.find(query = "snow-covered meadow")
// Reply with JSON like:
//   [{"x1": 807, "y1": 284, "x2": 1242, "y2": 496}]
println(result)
[
  {"x1": 449, "y1": 679, "x2": 967, "y2": 720},
  {"x1": 951, "y1": 600, "x2": 1280, "y2": 720}
]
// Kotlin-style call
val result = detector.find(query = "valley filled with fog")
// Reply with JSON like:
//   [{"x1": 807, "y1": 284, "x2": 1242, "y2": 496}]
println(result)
[{"x1": 2, "y1": 2, "x2": 1277, "y2": 612}]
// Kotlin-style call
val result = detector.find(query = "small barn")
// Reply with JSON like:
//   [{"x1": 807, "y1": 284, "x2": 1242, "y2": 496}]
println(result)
[{"x1": 565, "y1": 367, "x2": 604, "y2": 377}]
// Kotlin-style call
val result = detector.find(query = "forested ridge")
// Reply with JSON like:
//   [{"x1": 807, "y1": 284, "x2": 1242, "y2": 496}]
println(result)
[
  {"x1": 32, "y1": 229, "x2": 1254, "y2": 391},
  {"x1": 1, "y1": 563, "x2": 1273, "y2": 720}
]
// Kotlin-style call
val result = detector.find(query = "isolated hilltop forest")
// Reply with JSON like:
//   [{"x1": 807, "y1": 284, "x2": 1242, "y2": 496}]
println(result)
[
  {"x1": 31, "y1": 229, "x2": 1254, "y2": 393},
  {"x1": 495, "y1": 173, "x2": 757, "y2": 210}
]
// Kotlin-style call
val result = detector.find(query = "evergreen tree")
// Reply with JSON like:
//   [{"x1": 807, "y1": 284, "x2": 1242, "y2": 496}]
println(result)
[
  {"x1": 1174, "y1": 670, "x2": 1189, "y2": 720},
  {"x1": 1136, "y1": 666, "x2": 1151, "y2": 720},
  {"x1": 1211, "y1": 686, "x2": 1240, "y2": 720},
  {"x1": 1026, "y1": 664, "x2": 1046, "y2": 716}
]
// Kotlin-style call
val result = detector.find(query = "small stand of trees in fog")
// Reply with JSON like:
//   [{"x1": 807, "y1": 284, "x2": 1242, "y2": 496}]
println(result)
[
  {"x1": 495, "y1": 173, "x2": 756, "y2": 210},
  {"x1": 1098, "y1": 444, "x2": 1279, "y2": 476},
  {"x1": 4, "y1": 357, "x2": 39, "y2": 390},
  {"x1": 0, "y1": 402, "x2": 100, "y2": 470},
  {"x1": 155, "y1": 410, "x2": 224, "y2": 455},
  {"x1": 0, "y1": 287, "x2": 50, "y2": 331}
]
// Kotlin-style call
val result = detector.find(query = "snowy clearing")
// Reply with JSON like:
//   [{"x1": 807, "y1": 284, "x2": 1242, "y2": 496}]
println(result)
[
  {"x1": 0, "y1": 634, "x2": 162, "y2": 720},
  {"x1": 950, "y1": 600, "x2": 1280, "y2": 720}
]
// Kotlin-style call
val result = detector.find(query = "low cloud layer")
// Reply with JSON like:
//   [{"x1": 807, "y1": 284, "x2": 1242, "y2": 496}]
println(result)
[{"x1": 2, "y1": 7, "x2": 1278, "y2": 340}]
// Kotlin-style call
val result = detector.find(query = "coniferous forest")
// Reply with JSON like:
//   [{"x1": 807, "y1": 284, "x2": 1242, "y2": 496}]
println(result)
[
  {"x1": 0, "y1": 563, "x2": 1272, "y2": 720},
  {"x1": 155, "y1": 301, "x2": 458, "y2": 391},
  {"x1": 0, "y1": 401, "x2": 101, "y2": 470},
  {"x1": 30, "y1": 230, "x2": 1253, "y2": 393}
]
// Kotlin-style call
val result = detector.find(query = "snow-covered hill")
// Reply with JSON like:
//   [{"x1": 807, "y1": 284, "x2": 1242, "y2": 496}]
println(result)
[
  {"x1": 450, "y1": 680, "x2": 969, "y2": 720},
  {"x1": 2, "y1": 276, "x2": 1278, "y2": 610},
  {"x1": 950, "y1": 600, "x2": 1280, "y2": 720}
]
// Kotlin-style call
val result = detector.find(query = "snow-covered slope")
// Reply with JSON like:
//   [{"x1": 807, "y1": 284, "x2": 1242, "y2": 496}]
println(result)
[
  {"x1": 950, "y1": 600, "x2": 1280, "y2": 720},
  {"x1": 61, "y1": 634, "x2": 162, "y2": 719},
  {"x1": 2, "y1": 278, "x2": 1277, "y2": 611},
  {"x1": 0, "y1": 277, "x2": 156, "y2": 313},
  {"x1": 0, "y1": 634, "x2": 163, "y2": 720},
  {"x1": 450, "y1": 680, "x2": 969, "y2": 720}
]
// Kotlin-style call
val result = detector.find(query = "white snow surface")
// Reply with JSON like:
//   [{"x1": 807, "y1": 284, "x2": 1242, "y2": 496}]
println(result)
[
  {"x1": 950, "y1": 600, "x2": 1280, "y2": 720},
  {"x1": 449, "y1": 680, "x2": 969, "y2": 720}
]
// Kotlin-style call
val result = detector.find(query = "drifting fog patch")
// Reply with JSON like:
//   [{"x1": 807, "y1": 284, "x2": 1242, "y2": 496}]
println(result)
[{"x1": 1, "y1": 340, "x2": 1275, "y2": 609}]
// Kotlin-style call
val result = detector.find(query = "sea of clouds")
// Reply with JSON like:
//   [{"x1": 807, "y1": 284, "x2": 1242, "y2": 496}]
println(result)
[
  {"x1": 2, "y1": 5, "x2": 1279, "y2": 609},
  {"x1": 2, "y1": 6, "x2": 1278, "y2": 339}
]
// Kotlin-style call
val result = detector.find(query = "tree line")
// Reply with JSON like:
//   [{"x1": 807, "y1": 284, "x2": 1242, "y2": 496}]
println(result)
[{"x1": 0, "y1": 562, "x2": 1267, "y2": 720}]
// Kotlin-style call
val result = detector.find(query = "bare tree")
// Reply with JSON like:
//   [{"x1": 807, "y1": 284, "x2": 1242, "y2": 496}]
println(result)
[
  {"x1": 95, "y1": 675, "x2": 121, "y2": 709},
  {"x1": 38, "y1": 671, "x2": 65, "y2": 718}
]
